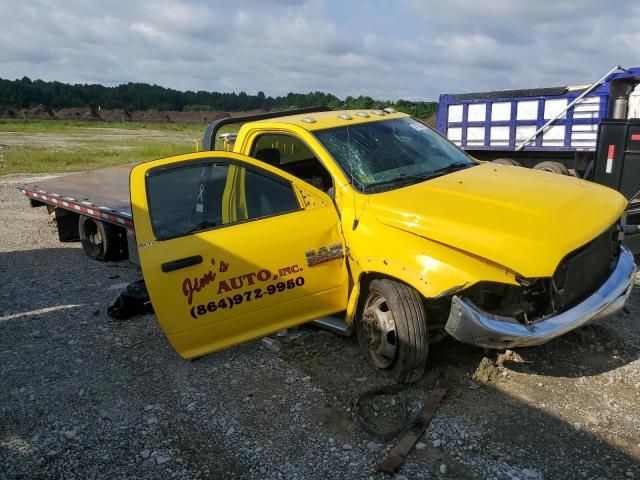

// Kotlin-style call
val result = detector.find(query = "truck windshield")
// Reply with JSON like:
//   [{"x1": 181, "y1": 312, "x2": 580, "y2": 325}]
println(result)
[{"x1": 315, "y1": 117, "x2": 475, "y2": 192}]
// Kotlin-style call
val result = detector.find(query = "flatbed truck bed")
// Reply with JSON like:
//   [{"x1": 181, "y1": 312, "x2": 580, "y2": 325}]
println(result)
[
  {"x1": 20, "y1": 164, "x2": 137, "y2": 262},
  {"x1": 20, "y1": 163, "x2": 135, "y2": 228}
]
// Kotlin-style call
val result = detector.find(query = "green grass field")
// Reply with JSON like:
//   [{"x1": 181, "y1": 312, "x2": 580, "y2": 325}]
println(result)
[{"x1": 0, "y1": 120, "x2": 206, "y2": 174}]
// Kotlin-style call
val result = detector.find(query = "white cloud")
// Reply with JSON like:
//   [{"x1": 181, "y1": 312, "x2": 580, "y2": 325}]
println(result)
[
  {"x1": 0, "y1": 0, "x2": 638, "y2": 101},
  {"x1": 130, "y1": 22, "x2": 163, "y2": 41}
]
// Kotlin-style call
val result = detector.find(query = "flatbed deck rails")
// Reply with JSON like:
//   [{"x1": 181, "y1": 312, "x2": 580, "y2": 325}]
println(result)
[
  {"x1": 18, "y1": 163, "x2": 136, "y2": 229},
  {"x1": 20, "y1": 186, "x2": 133, "y2": 228}
]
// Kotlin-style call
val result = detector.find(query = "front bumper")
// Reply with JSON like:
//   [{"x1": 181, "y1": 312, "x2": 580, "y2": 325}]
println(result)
[{"x1": 445, "y1": 247, "x2": 636, "y2": 349}]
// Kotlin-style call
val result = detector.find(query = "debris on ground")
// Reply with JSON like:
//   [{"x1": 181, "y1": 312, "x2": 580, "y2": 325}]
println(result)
[
  {"x1": 261, "y1": 337, "x2": 282, "y2": 353},
  {"x1": 107, "y1": 280, "x2": 153, "y2": 320},
  {"x1": 377, "y1": 385, "x2": 446, "y2": 474}
]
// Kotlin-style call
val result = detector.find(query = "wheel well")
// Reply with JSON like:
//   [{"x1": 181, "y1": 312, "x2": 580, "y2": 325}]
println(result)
[
  {"x1": 356, "y1": 272, "x2": 452, "y2": 332},
  {"x1": 55, "y1": 208, "x2": 80, "y2": 242},
  {"x1": 355, "y1": 273, "x2": 396, "y2": 321},
  {"x1": 358, "y1": 272, "x2": 388, "y2": 293}
]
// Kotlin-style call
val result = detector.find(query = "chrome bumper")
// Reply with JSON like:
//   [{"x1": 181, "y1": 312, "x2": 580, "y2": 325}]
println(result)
[{"x1": 445, "y1": 247, "x2": 636, "y2": 349}]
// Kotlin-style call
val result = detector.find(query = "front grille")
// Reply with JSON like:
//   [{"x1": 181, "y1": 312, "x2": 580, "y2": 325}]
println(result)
[{"x1": 552, "y1": 223, "x2": 620, "y2": 311}]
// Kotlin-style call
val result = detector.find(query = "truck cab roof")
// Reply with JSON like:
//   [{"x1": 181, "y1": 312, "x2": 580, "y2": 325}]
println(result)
[
  {"x1": 249, "y1": 109, "x2": 409, "y2": 131},
  {"x1": 202, "y1": 107, "x2": 413, "y2": 151}
]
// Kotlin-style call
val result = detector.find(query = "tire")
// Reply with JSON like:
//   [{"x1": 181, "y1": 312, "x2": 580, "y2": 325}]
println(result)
[
  {"x1": 492, "y1": 158, "x2": 521, "y2": 167},
  {"x1": 356, "y1": 279, "x2": 429, "y2": 384},
  {"x1": 533, "y1": 161, "x2": 570, "y2": 175},
  {"x1": 78, "y1": 216, "x2": 127, "y2": 261}
]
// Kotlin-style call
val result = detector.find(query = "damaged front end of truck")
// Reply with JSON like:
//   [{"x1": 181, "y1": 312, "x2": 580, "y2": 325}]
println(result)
[
  {"x1": 365, "y1": 161, "x2": 637, "y2": 352},
  {"x1": 444, "y1": 223, "x2": 636, "y2": 348}
]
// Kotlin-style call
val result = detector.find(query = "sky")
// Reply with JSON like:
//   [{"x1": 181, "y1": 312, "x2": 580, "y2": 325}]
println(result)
[{"x1": 1, "y1": 0, "x2": 639, "y2": 101}]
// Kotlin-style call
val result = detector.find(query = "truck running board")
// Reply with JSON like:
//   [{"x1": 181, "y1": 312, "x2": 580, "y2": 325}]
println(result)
[{"x1": 311, "y1": 316, "x2": 353, "y2": 336}]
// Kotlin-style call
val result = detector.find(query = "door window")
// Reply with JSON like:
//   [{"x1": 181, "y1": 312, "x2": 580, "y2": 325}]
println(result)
[
  {"x1": 146, "y1": 161, "x2": 300, "y2": 240},
  {"x1": 251, "y1": 134, "x2": 333, "y2": 192}
]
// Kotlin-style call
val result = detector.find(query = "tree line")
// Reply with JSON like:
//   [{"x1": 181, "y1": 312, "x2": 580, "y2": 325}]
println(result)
[{"x1": 0, "y1": 77, "x2": 437, "y2": 118}]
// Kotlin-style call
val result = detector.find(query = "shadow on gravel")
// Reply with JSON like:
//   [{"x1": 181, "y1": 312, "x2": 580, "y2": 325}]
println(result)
[
  {"x1": 498, "y1": 320, "x2": 640, "y2": 378},
  {"x1": 420, "y1": 354, "x2": 640, "y2": 479},
  {"x1": 0, "y1": 247, "x2": 254, "y2": 479},
  {"x1": 1, "y1": 247, "x2": 85, "y2": 318},
  {"x1": 423, "y1": 283, "x2": 640, "y2": 383},
  {"x1": 429, "y1": 319, "x2": 640, "y2": 380},
  {"x1": 0, "y1": 247, "x2": 133, "y2": 319},
  {"x1": 279, "y1": 287, "x2": 640, "y2": 479}
]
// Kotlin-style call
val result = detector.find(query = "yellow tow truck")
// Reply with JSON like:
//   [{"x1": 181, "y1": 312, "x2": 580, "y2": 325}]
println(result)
[{"x1": 21, "y1": 107, "x2": 636, "y2": 383}]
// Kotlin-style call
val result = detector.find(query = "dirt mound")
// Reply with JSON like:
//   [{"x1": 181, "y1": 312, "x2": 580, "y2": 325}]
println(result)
[
  {"x1": 0, "y1": 109, "x2": 17, "y2": 119},
  {"x1": 55, "y1": 107, "x2": 102, "y2": 121},
  {"x1": 0, "y1": 107, "x2": 234, "y2": 124},
  {"x1": 16, "y1": 105, "x2": 55, "y2": 120},
  {"x1": 472, "y1": 356, "x2": 503, "y2": 383},
  {"x1": 0, "y1": 107, "x2": 437, "y2": 125},
  {"x1": 167, "y1": 111, "x2": 230, "y2": 123},
  {"x1": 228, "y1": 109, "x2": 266, "y2": 118},
  {"x1": 129, "y1": 110, "x2": 176, "y2": 123},
  {"x1": 0, "y1": 108, "x2": 18, "y2": 118},
  {"x1": 97, "y1": 109, "x2": 132, "y2": 122}
]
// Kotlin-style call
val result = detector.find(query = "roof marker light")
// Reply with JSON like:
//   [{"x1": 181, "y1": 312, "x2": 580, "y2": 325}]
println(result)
[
  {"x1": 338, "y1": 113, "x2": 353, "y2": 120},
  {"x1": 371, "y1": 109, "x2": 387, "y2": 116},
  {"x1": 356, "y1": 112, "x2": 370, "y2": 118},
  {"x1": 301, "y1": 116, "x2": 317, "y2": 123},
  {"x1": 383, "y1": 107, "x2": 396, "y2": 113}
]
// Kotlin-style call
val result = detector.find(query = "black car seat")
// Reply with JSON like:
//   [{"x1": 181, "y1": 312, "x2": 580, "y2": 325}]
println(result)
[{"x1": 254, "y1": 148, "x2": 281, "y2": 167}]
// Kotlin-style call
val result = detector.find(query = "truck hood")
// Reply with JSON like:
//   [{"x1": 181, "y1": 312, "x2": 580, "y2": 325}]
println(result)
[{"x1": 370, "y1": 163, "x2": 627, "y2": 278}]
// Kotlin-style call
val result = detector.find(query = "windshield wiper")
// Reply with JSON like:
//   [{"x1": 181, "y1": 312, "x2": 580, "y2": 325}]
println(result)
[
  {"x1": 363, "y1": 173, "x2": 432, "y2": 192},
  {"x1": 362, "y1": 162, "x2": 475, "y2": 192},
  {"x1": 363, "y1": 163, "x2": 474, "y2": 192},
  {"x1": 427, "y1": 161, "x2": 473, "y2": 177}
]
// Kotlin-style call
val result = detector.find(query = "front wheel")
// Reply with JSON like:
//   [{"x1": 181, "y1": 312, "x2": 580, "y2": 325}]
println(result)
[{"x1": 356, "y1": 279, "x2": 429, "y2": 384}]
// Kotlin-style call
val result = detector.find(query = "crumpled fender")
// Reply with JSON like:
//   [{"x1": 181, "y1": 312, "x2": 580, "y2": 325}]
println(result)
[{"x1": 343, "y1": 213, "x2": 519, "y2": 326}]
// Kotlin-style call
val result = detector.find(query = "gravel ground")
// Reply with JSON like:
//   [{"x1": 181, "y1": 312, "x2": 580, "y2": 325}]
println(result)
[{"x1": 1, "y1": 173, "x2": 639, "y2": 480}]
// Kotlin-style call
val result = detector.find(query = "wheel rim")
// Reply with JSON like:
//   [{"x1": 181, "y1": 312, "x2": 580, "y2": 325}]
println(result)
[
  {"x1": 90, "y1": 228, "x2": 103, "y2": 245},
  {"x1": 82, "y1": 219, "x2": 104, "y2": 257},
  {"x1": 361, "y1": 292, "x2": 398, "y2": 369}
]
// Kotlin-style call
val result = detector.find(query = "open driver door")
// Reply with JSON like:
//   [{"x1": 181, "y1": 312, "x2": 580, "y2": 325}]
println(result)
[{"x1": 130, "y1": 151, "x2": 349, "y2": 359}]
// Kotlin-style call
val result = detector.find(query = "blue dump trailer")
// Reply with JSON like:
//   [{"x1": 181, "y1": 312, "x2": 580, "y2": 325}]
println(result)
[{"x1": 436, "y1": 66, "x2": 640, "y2": 179}]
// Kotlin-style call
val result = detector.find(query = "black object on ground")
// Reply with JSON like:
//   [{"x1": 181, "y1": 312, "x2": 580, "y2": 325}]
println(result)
[
  {"x1": 107, "y1": 280, "x2": 153, "y2": 319},
  {"x1": 377, "y1": 384, "x2": 447, "y2": 474}
]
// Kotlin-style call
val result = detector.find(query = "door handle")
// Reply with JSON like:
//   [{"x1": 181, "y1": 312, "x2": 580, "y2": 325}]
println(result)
[{"x1": 161, "y1": 255, "x2": 203, "y2": 272}]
